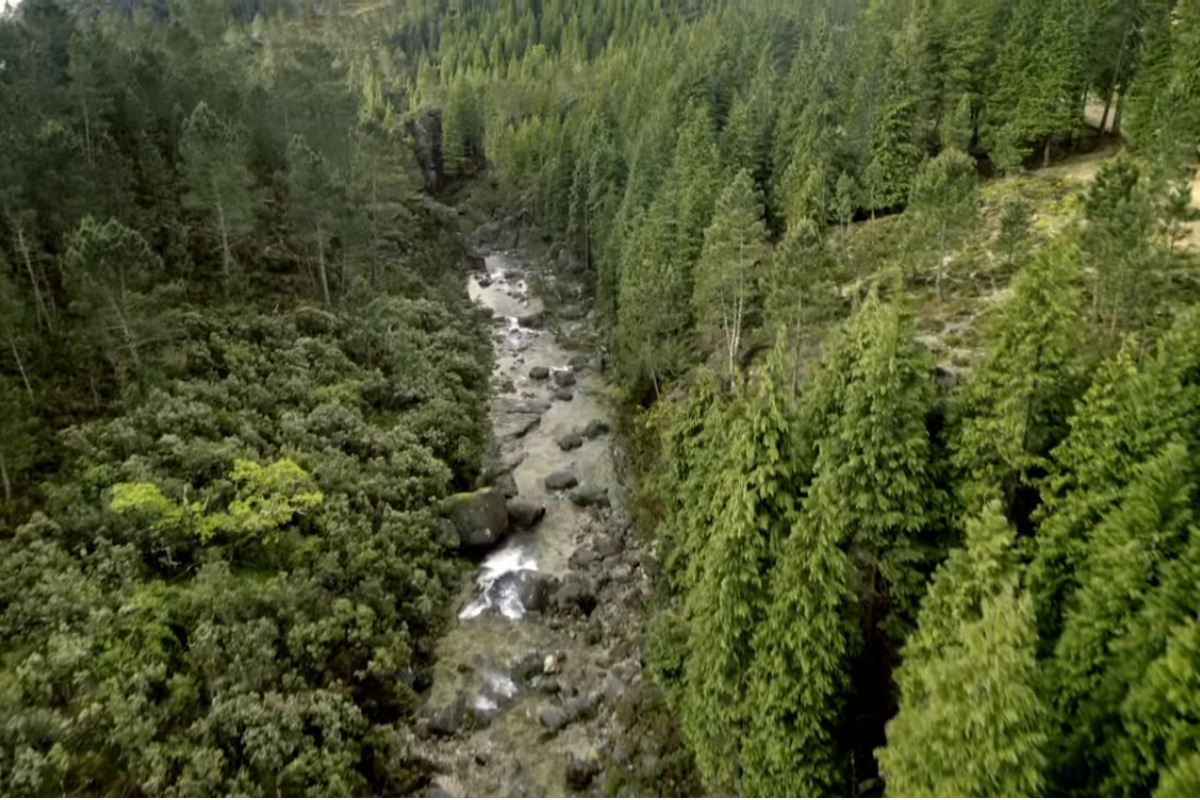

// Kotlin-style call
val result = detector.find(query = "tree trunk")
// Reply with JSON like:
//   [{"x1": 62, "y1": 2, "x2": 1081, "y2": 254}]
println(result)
[
  {"x1": 316, "y1": 227, "x2": 332, "y2": 307},
  {"x1": 12, "y1": 218, "x2": 51, "y2": 332},
  {"x1": 1042, "y1": 136, "x2": 1053, "y2": 169},
  {"x1": 0, "y1": 450, "x2": 10, "y2": 505},
  {"x1": 1112, "y1": 80, "x2": 1128, "y2": 137},
  {"x1": 217, "y1": 197, "x2": 233, "y2": 296},
  {"x1": 9, "y1": 339, "x2": 33, "y2": 400}
]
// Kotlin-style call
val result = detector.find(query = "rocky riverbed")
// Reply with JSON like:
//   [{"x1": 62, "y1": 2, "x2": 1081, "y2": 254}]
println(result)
[{"x1": 413, "y1": 240, "x2": 660, "y2": 797}]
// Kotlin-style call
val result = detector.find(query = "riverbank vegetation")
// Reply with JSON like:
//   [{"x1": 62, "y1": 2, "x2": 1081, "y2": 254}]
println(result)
[
  {"x1": 391, "y1": 0, "x2": 1200, "y2": 796},
  {"x1": 4, "y1": 0, "x2": 1200, "y2": 796}
]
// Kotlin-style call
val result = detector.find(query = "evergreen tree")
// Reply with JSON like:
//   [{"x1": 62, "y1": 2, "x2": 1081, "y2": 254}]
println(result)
[
  {"x1": 682, "y1": 343, "x2": 804, "y2": 793},
  {"x1": 953, "y1": 238, "x2": 1086, "y2": 521},
  {"x1": 180, "y1": 101, "x2": 254, "y2": 295},
  {"x1": 692, "y1": 169, "x2": 768, "y2": 377}
]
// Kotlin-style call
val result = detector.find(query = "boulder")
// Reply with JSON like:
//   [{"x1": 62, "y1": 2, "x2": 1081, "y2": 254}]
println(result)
[
  {"x1": 553, "y1": 387, "x2": 574, "y2": 402},
  {"x1": 463, "y1": 254, "x2": 486, "y2": 273},
  {"x1": 544, "y1": 471, "x2": 579, "y2": 491},
  {"x1": 564, "y1": 752, "x2": 600, "y2": 790},
  {"x1": 556, "y1": 432, "x2": 584, "y2": 451},
  {"x1": 444, "y1": 488, "x2": 509, "y2": 549},
  {"x1": 493, "y1": 471, "x2": 518, "y2": 500},
  {"x1": 517, "y1": 311, "x2": 544, "y2": 329},
  {"x1": 568, "y1": 354, "x2": 589, "y2": 370},
  {"x1": 595, "y1": 534, "x2": 623, "y2": 558},
  {"x1": 477, "y1": 275, "x2": 493, "y2": 288},
  {"x1": 529, "y1": 365, "x2": 550, "y2": 380},
  {"x1": 558, "y1": 305, "x2": 586, "y2": 321},
  {"x1": 506, "y1": 497, "x2": 546, "y2": 529},
  {"x1": 509, "y1": 650, "x2": 545, "y2": 685},
  {"x1": 552, "y1": 575, "x2": 598, "y2": 616},
  {"x1": 539, "y1": 704, "x2": 569, "y2": 733},
  {"x1": 568, "y1": 547, "x2": 596, "y2": 570},
  {"x1": 569, "y1": 485, "x2": 610, "y2": 508},
  {"x1": 553, "y1": 369, "x2": 577, "y2": 387},
  {"x1": 583, "y1": 419, "x2": 610, "y2": 439},
  {"x1": 495, "y1": 569, "x2": 550, "y2": 614}
]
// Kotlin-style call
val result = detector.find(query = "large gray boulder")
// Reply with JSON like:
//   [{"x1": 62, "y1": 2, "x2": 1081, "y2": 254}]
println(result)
[
  {"x1": 544, "y1": 471, "x2": 579, "y2": 491},
  {"x1": 583, "y1": 419, "x2": 610, "y2": 439},
  {"x1": 507, "y1": 497, "x2": 546, "y2": 529},
  {"x1": 529, "y1": 366, "x2": 550, "y2": 380},
  {"x1": 569, "y1": 485, "x2": 610, "y2": 508},
  {"x1": 557, "y1": 432, "x2": 584, "y2": 451},
  {"x1": 553, "y1": 369, "x2": 576, "y2": 387},
  {"x1": 443, "y1": 488, "x2": 509, "y2": 549}
]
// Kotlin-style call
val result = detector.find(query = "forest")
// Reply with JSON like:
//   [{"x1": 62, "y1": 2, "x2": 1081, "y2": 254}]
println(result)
[{"x1": 3, "y1": 0, "x2": 1200, "y2": 796}]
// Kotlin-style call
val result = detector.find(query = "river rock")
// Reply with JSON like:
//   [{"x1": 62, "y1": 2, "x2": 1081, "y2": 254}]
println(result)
[
  {"x1": 583, "y1": 419, "x2": 610, "y2": 439},
  {"x1": 568, "y1": 353, "x2": 589, "y2": 370},
  {"x1": 493, "y1": 471, "x2": 518, "y2": 499},
  {"x1": 554, "y1": 387, "x2": 574, "y2": 401},
  {"x1": 552, "y1": 574, "x2": 598, "y2": 616},
  {"x1": 568, "y1": 547, "x2": 596, "y2": 569},
  {"x1": 543, "y1": 653, "x2": 560, "y2": 674},
  {"x1": 510, "y1": 650, "x2": 545, "y2": 685},
  {"x1": 553, "y1": 369, "x2": 577, "y2": 387},
  {"x1": 544, "y1": 471, "x2": 579, "y2": 491},
  {"x1": 495, "y1": 569, "x2": 550, "y2": 614},
  {"x1": 539, "y1": 704, "x2": 569, "y2": 734},
  {"x1": 564, "y1": 752, "x2": 601, "y2": 790},
  {"x1": 493, "y1": 397, "x2": 549, "y2": 440},
  {"x1": 517, "y1": 311, "x2": 544, "y2": 329},
  {"x1": 529, "y1": 365, "x2": 550, "y2": 380},
  {"x1": 443, "y1": 488, "x2": 509, "y2": 549},
  {"x1": 477, "y1": 275, "x2": 493, "y2": 288},
  {"x1": 506, "y1": 497, "x2": 545, "y2": 529},
  {"x1": 558, "y1": 305, "x2": 586, "y2": 321},
  {"x1": 569, "y1": 485, "x2": 610, "y2": 508},
  {"x1": 595, "y1": 534, "x2": 622, "y2": 558},
  {"x1": 557, "y1": 432, "x2": 584, "y2": 451},
  {"x1": 564, "y1": 692, "x2": 600, "y2": 723}
]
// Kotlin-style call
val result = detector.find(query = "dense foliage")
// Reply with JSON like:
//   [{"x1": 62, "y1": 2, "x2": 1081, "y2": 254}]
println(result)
[
  {"x1": 0, "y1": 0, "x2": 491, "y2": 794},
  {"x1": 5, "y1": 0, "x2": 1200, "y2": 796}
]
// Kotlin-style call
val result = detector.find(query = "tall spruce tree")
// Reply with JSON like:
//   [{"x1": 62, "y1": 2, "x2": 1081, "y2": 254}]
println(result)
[{"x1": 681, "y1": 342, "x2": 804, "y2": 794}]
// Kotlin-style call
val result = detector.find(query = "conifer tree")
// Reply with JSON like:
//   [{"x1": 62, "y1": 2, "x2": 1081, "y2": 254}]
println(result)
[
  {"x1": 691, "y1": 169, "x2": 768, "y2": 377},
  {"x1": 1031, "y1": 311, "x2": 1200, "y2": 646},
  {"x1": 880, "y1": 502, "x2": 1047, "y2": 798},
  {"x1": 907, "y1": 148, "x2": 978, "y2": 296},
  {"x1": 180, "y1": 102, "x2": 254, "y2": 296},
  {"x1": 741, "y1": 471, "x2": 852, "y2": 797},
  {"x1": 953, "y1": 238, "x2": 1085, "y2": 520},
  {"x1": 803, "y1": 293, "x2": 940, "y2": 630},
  {"x1": 1045, "y1": 443, "x2": 1196, "y2": 795},
  {"x1": 682, "y1": 341, "x2": 803, "y2": 794}
]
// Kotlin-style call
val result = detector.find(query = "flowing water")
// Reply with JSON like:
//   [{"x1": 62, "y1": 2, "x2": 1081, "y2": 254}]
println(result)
[{"x1": 418, "y1": 247, "x2": 645, "y2": 797}]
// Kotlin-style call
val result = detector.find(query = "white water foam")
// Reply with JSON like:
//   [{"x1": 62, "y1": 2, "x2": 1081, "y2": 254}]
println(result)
[{"x1": 459, "y1": 542, "x2": 539, "y2": 620}]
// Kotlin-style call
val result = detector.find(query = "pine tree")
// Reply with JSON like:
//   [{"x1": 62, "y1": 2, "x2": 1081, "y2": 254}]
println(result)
[
  {"x1": 907, "y1": 148, "x2": 978, "y2": 296},
  {"x1": 881, "y1": 587, "x2": 1048, "y2": 796},
  {"x1": 741, "y1": 482, "x2": 852, "y2": 796},
  {"x1": 682, "y1": 342, "x2": 804, "y2": 794},
  {"x1": 1045, "y1": 443, "x2": 1196, "y2": 795},
  {"x1": 804, "y1": 293, "x2": 940, "y2": 632},
  {"x1": 180, "y1": 102, "x2": 254, "y2": 296},
  {"x1": 1030, "y1": 311, "x2": 1200, "y2": 647},
  {"x1": 952, "y1": 238, "x2": 1085, "y2": 520},
  {"x1": 880, "y1": 502, "x2": 1047, "y2": 797},
  {"x1": 691, "y1": 169, "x2": 768, "y2": 377}
]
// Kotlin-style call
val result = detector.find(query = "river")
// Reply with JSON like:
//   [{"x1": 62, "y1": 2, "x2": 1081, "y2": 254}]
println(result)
[{"x1": 413, "y1": 245, "x2": 655, "y2": 797}]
